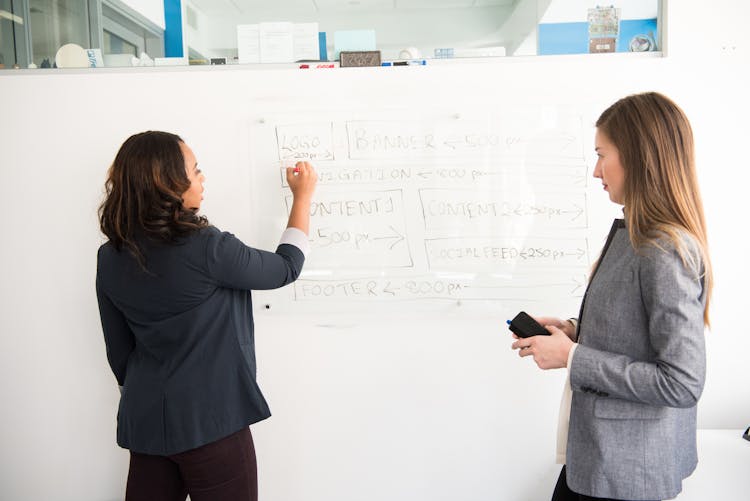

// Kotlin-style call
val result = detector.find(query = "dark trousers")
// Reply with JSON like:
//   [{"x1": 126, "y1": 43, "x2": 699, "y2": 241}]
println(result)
[
  {"x1": 552, "y1": 466, "x2": 659, "y2": 501},
  {"x1": 125, "y1": 427, "x2": 258, "y2": 501}
]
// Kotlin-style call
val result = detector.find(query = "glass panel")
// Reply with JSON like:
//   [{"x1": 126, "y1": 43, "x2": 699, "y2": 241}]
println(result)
[
  {"x1": 0, "y1": 0, "x2": 662, "y2": 70},
  {"x1": 101, "y1": 2, "x2": 165, "y2": 63},
  {"x1": 0, "y1": 0, "x2": 26, "y2": 68},
  {"x1": 184, "y1": 0, "x2": 661, "y2": 64},
  {"x1": 29, "y1": 0, "x2": 89, "y2": 66},
  {"x1": 103, "y1": 28, "x2": 137, "y2": 56},
  {"x1": 538, "y1": 2, "x2": 660, "y2": 55}
]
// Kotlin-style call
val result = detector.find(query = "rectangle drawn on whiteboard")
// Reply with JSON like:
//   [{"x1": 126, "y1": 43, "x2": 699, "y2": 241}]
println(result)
[
  {"x1": 276, "y1": 122, "x2": 335, "y2": 162},
  {"x1": 418, "y1": 189, "x2": 587, "y2": 231},
  {"x1": 293, "y1": 271, "x2": 588, "y2": 302},
  {"x1": 281, "y1": 160, "x2": 588, "y2": 188},
  {"x1": 345, "y1": 118, "x2": 584, "y2": 161},
  {"x1": 285, "y1": 189, "x2": 413, "y2": 269},
  {"x1": 424, "y1": 236, "x2": 589, "y2": 273}
]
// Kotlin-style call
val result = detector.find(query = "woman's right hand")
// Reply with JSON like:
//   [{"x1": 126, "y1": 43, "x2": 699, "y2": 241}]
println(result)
[
  {"x1": 286, "y1": 161, "x2": 317, "y2": 201},
  {"x1": 285, "y1": 161, "x2": 317, "y2": 235},
  {"x1": 534, "y1": 316, "x2": 577, "y2": 341}
]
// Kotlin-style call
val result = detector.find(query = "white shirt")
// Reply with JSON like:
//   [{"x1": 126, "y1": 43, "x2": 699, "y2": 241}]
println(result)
[{"x1": 556, "y1": 330, "x2": 579, "y2": 464}]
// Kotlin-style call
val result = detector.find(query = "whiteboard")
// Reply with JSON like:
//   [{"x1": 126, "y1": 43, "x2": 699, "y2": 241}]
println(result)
[
  {"x1": 2, "y1": 30, "x2": 749, "y2": 499},
  {"x1": 249, "y1": 106, "x2": 596, "y2": 316}
]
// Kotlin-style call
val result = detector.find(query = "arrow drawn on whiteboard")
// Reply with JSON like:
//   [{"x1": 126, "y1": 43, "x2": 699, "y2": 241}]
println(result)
[
  {"x1": 570, "y1": 275, "x2": 586, "y2": 295},
  {"x1": 382, "y1": 281, "x2": 400, "y2": 295},
  {"x1": 372, "y1": 225, "x2": 406, "y2": 250},
  {"x1": 516, "y1": 247, "x2": 586, "y2": 260},
  {"x1": 499, "y1": 204, "x2": 585, "y2": 221},
  {"x1": 464, "y1": 275, "x2": 587, "y2": 296},
  {"x1": 471, "y1": 170, "x2": 587, "y2": 186},
  {"x1": 556, "y1": 134, "x2": 578, "y2": 152},
  {"x1": 443, "y1": 138, "x2": 464, "y2": 149},
  {"x1": 532, "y1": 133, "x2": 578, "y2": 152},
  {"x1": 561, "y1": 204, "x2": 585, "y2": 221},
  {"x1": 565, "y1": 248, "x2": 587, "y2": 260}
]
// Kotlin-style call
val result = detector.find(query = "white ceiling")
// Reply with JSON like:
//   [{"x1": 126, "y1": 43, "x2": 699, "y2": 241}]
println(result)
[{"x1": 190, "y1": 0, "x2": 516, "y2": 16}]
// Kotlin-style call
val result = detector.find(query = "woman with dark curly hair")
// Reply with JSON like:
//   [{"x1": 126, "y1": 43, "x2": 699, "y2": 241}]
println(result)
[{"x1": 96, "y1": 131, "x2": 316, "y2": 501}]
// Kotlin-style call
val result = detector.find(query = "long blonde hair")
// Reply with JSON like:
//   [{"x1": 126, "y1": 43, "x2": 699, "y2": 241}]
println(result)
[{"x1": 596, "y1": 92, "x2": 713, "y2": 325}]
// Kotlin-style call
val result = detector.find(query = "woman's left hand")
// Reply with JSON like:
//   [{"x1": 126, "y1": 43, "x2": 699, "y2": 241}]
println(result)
[{"x1": 511, "y1": 325, "x2": 574, "y2": 370}]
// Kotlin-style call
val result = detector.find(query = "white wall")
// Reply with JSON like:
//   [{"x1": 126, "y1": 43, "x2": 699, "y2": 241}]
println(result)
[{"x1": 0, "y1": 1, "x2": 749, "y2": 500}]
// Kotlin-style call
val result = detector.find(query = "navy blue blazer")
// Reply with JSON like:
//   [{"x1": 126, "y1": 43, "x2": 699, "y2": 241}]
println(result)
[{"x1": 96, "y1": 226, "x2": 306, "y2": 455}]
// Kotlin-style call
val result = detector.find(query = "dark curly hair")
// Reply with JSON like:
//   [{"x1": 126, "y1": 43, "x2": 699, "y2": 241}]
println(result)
[{"x1": 99, "y1": 131, "x2": 209, "y2": 268}]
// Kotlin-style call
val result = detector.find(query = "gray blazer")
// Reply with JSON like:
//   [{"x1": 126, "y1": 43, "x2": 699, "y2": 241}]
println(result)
[{"x1": 566, "y1": 219, "x2": 707, "y2": 500}]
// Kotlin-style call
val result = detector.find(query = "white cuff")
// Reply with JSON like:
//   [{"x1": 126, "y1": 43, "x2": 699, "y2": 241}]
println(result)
[
  {"x1": 567, "y1": 318, "x2": 578, "y2": 341},
  {"x1": 567, "y1": 343, "x2": 578, "y2": 370},
  {"x1": 280, "y1": 227, "x2": 310, "y2": 257}
]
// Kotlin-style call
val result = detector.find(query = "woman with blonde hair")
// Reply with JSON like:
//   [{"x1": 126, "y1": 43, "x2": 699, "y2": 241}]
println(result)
[{"x1": 511, "y1": 92, "x2": 712, "y2": 501}]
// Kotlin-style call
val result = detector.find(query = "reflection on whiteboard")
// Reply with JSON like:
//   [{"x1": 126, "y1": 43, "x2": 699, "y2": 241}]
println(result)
[{"x1": 250, "y1": 108, "x2": 592, "y2": 309}]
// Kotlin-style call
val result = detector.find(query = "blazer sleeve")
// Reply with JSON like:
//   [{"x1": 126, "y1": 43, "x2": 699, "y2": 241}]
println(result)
[
  {"x1": 205, "y1": 227, "x2": 306, "y2": 291},
  {"x1": 96, "y1": 278, "x2": 135, "y2": 386},
  {"x1": 570, "y1": 238, "x2": 707, "y2": 408}
]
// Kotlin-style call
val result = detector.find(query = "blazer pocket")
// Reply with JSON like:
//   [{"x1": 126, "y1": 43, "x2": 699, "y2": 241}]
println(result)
[{"x1": 594, "y1": 397, "x2": 666, "y2": 420}]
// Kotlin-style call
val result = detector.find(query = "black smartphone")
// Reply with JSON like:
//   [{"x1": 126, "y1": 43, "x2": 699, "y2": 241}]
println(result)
[{"x1": 507, "y1": 311, "x2": 550, "y2": 338}]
